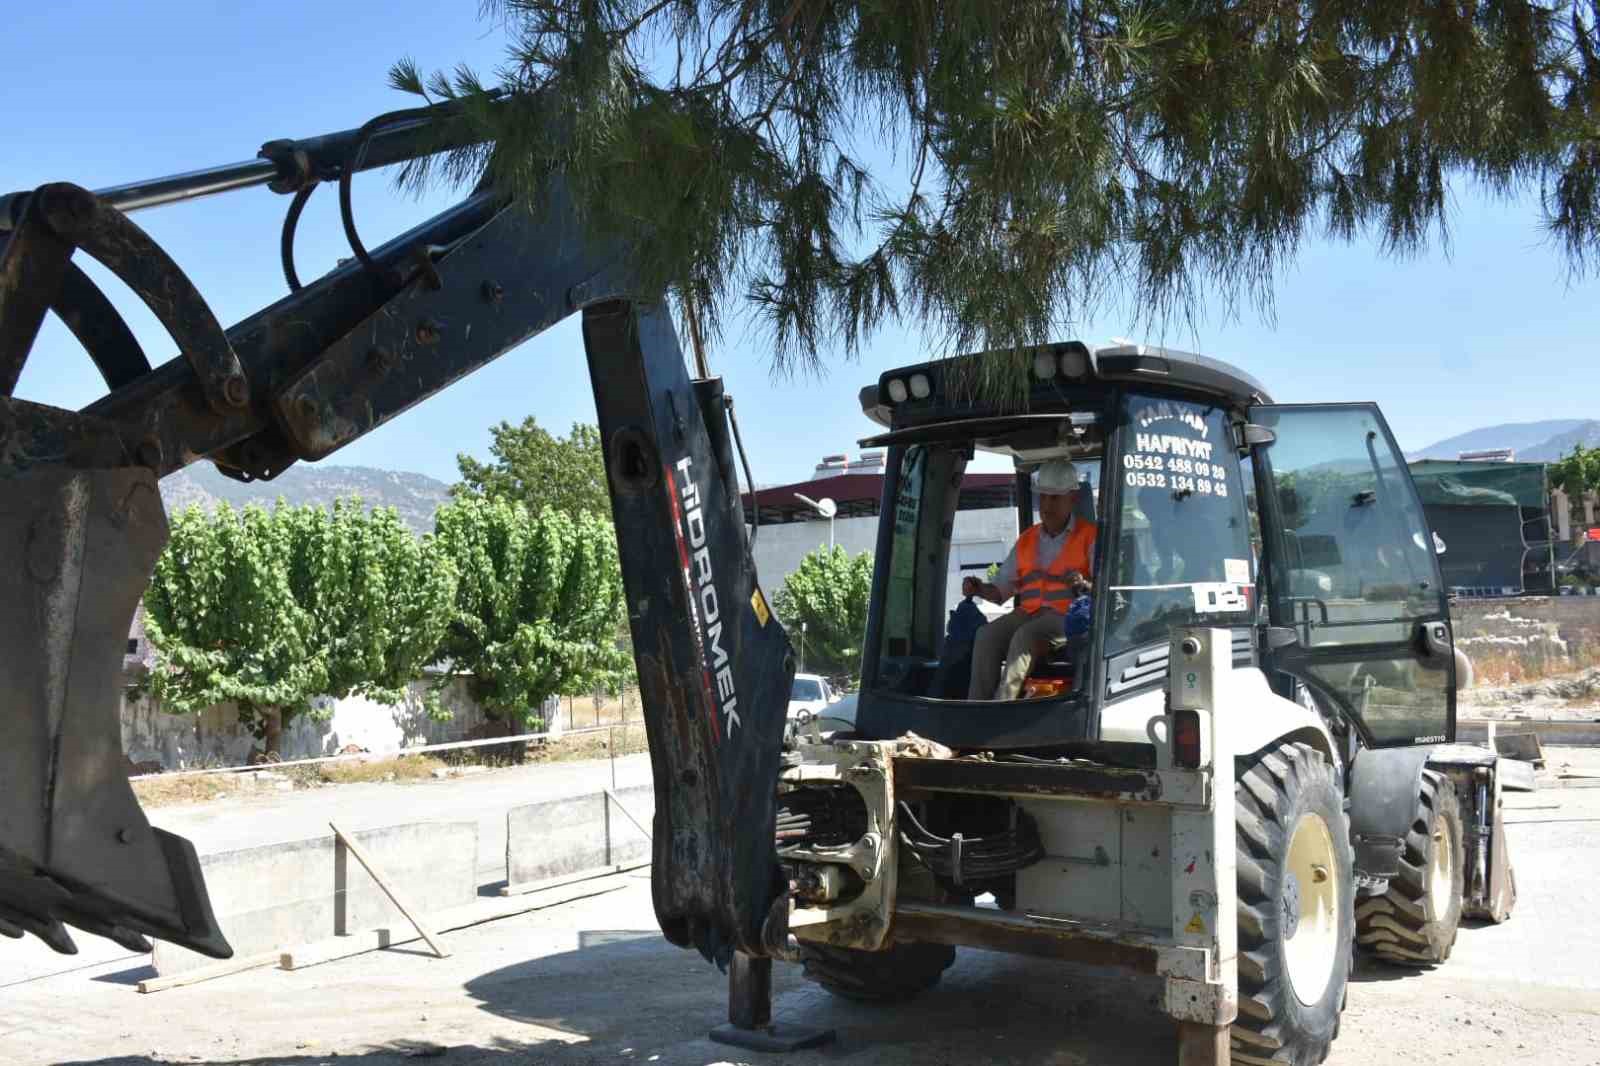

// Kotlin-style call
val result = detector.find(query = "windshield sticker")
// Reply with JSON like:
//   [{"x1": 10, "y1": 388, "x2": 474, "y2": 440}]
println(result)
[
  {"x1": 1191, "y1": 582, "x2": 1249, "y2": 613},
  {"x1": 1125, "y1": 403, "x2": 1229, "y2": 498},
  {"x1": 1224, "y1": 558, "x2": 1251, "y2": 584}
]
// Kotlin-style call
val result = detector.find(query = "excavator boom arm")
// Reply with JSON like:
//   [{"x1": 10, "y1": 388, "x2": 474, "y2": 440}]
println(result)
[{"x1": 0, "y1": 104, "x2": 793, "y2": 965}]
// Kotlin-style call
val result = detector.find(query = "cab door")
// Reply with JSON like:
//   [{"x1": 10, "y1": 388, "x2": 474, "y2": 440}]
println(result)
[{"x1": 1248, "y1": 404, "x2": 1456, "y2": 747}]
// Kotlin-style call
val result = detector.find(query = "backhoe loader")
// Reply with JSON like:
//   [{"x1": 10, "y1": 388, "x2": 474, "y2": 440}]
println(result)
[{"x1": 0, "y1": 99, "x2": 1515, "y2": 1066}]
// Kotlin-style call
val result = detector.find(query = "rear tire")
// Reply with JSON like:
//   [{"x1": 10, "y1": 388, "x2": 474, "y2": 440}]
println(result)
[
  {"x1": 1355, "y1": 769, "x2": 1464, "y2": 965},
  {"x1": 1233, "y1": 742, "x2": 1354, "y2": 1066},
  {"x1": 798, "y1": 940, "x2": 956, "y2": 1003}
]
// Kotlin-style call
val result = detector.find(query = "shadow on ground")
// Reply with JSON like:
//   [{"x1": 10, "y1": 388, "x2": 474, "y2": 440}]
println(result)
[{"x1": 55, "y1": 926, "x2": 1177, "y2": 1066}]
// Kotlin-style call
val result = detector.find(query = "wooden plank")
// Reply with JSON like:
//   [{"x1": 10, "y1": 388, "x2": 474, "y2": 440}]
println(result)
[
  {"x1": 603, "y1": 789, "x2": 654, "y2": 842},
  {"x1": 329, "y1": 821, "x2": 450, "y2": 959},
  {"x1": 500, "y1": 860, "x2": 650, "y2": 897},
  {"x1": 280, "y1": 928, "x2": 400, "y2": 971},
  {"x1": 280, "y1": 878, "x2": 631, "y2": 970},
  {"x1": 137, "y1": 950, "x2": 279, "y2": 994}
]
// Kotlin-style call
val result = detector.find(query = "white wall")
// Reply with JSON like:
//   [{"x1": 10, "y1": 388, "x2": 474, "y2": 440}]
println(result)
[{"x1": 120, "y1": 677, "x2": 498, "y2": 770}]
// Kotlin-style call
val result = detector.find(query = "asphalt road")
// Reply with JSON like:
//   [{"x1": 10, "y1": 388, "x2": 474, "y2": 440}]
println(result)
[{"x1": 3, "y1": 752, "x2": 1597, "y2": 1066}]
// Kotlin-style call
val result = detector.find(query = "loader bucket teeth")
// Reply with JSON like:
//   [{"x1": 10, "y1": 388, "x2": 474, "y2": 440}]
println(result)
[{"x1": 0, "y1": 460, "x2": 231, "y2": 959}]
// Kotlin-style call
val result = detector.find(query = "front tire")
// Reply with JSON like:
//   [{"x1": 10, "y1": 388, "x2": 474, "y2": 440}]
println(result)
[
  {"x1": 1234, "y1": 742, "x2": 1354, "y2": 1066},
  {"x1": 1355, "y1": 769, "x2": 1464, "y2": 965},
  {"x1": 798, "y1": 940, "x2": 956, "y2": 1003}
]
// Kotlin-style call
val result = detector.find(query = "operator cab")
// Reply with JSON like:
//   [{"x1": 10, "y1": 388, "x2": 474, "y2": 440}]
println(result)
[{"x1": 847, "y1": 341, "x2": 1458, "y2": 759}]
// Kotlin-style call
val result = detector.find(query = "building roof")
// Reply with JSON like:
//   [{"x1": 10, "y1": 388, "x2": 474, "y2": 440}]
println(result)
[{"x1": 742, "y1": 472, "x2": 1016, "y2": 524}]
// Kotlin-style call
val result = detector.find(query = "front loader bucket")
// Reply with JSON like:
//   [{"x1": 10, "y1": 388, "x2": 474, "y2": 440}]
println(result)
[{"x1": 0, "y1": 458, "x2": 230, "y2": 958}]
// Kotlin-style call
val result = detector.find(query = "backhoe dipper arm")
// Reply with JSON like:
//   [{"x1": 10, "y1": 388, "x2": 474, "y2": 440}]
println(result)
[{"x1": 0, "y1": 106, "x2": 795, "y2": 965}]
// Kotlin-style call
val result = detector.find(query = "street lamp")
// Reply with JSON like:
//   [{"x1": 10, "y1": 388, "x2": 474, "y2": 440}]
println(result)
[
  {"x1": 799, "y1": 621, "x2": 807, "y2": 672},
  {"x1": 793, "y1": 492, "x2": 837, "y2": 549}
]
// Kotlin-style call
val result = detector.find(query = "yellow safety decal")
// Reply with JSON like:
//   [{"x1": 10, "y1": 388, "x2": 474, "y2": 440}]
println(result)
[
  {"x1": 751, "y1": 587, "x2": 771, "y2": 627},
  {"x1": 1184, "y1": 913, "x2": 1207, "y2": 935}
]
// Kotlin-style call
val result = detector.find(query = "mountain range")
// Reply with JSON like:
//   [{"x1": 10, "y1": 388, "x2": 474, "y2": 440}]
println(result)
[
  {"x1": 151, "y1": 415, "x2": 1595, "y2": 534},
  {"x1": 1410, "y1": 419, "x2": 1600, "y2": 463},
  {"x1": 159, "y1": 462, "x2": 452, "y2": 535}
]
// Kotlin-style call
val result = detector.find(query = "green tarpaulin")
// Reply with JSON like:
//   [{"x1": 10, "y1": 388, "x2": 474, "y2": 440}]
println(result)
[{"x1": 1407, "y1": 460, "x2": 1553, "y2": 593}]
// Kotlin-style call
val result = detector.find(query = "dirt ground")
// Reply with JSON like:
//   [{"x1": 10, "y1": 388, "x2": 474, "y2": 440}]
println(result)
[
  {"x1": 131, "y1": 723, "x2": 650, "y2": 809},
  {"x1": 5, "y1": 752, "x2": 1598, "y2": 1066},
  {"x1": 1462, "y1": 665, "x2": 1600, "y2": 721}
]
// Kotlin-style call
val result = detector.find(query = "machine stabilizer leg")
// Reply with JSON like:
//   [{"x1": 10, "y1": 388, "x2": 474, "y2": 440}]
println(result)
[
  {"x1": 1177, "y1": 1021, "x2": 1230, "y2": 1066},
  {"x1": 707, "y1": 952, "x2": 835, "y2": 1052}
]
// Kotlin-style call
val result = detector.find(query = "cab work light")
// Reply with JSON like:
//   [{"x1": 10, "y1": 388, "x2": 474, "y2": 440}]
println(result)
[{"x1": 1059, "y1": 347, "x2": 1089, "y2": 378}]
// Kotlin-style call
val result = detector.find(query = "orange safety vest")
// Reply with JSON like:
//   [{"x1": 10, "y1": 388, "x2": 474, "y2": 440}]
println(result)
[{"x1": 1015, "y1": 519, "x2": 1097, "y2": 614}]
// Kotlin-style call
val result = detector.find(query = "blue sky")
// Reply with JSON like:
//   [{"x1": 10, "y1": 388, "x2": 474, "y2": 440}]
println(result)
[{"x1": 9, "y1": 2, "x2": 1597, "y2": 488}]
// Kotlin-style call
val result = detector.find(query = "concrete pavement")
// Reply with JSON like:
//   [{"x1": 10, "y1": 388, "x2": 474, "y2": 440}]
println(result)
[{"x1": 3, "y1": 752, "x2": 1597, "y2": 1066}]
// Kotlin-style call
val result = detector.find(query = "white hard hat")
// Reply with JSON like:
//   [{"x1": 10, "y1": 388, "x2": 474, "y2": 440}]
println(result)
[{"x1": 1034, "y1": 458, "x2": 1080, "y2": 496}]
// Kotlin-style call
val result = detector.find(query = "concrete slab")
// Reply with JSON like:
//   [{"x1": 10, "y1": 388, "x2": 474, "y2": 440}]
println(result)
[
  {"x1": 8, "y1": 756, "x2": 1600, "y2": 1066},
  {"x1": 146, "y1": 751, "x2": 653, "y2": 882},
  {"x1": 151, "y1": 820, "x2": 477, "y2": 975},
  {"x1": 1, "y1": 755, "x2": 655, "y2": 989},
  {"x1": 10, "y1": 820, "x2": 1600, "y2": 1066},
  {"x1": 505, "y1": 784, "x2": 654, "y2": 887}
]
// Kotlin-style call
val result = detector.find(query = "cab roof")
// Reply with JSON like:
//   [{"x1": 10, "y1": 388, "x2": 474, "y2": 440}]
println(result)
[{"x1": 857, "y1": 341, "x2": 1273, "y2": 431}]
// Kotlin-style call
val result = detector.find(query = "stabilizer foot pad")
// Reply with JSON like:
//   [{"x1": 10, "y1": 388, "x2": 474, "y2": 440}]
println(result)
[{"x1": 708, "y1": 1023, "x2": 836, "y2": 1053}]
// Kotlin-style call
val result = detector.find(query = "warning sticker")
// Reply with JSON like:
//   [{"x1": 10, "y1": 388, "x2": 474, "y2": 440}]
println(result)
[
  {"x1": 1185, "y1": 913, "x2": 1207, "y2": 935},
  {"x1": 750, "y1": 587, "x2": 771, "y2": 627},
  {"x1": 1191, "y1": 582, "x2": 1248, "y2": 614},
  {"x1": 1224, "y1": 557, "x2": 1251, "y2": 585}
]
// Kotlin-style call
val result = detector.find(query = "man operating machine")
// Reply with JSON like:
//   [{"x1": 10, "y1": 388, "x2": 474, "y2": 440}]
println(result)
[{"x1": 960, "y1": 458, "x2": 1098, "y2": 699}]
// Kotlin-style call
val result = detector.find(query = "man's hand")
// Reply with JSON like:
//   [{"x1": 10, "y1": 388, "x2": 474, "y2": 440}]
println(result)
[{"x1": 964, "y1": 576, "x2": 1004, "y2": 604}]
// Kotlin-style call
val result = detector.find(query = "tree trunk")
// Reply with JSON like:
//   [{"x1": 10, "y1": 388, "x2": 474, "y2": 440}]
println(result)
[{"x1": 262, "y1": 707, "x2": 284, "y2": 760}]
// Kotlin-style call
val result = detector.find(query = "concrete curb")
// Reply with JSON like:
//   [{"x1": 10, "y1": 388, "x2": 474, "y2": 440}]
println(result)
[
  {"x1": 505, "y1": 784, "x2": 654, "y2": 888},
  {"x1": 1458, "y1": 718, "x2": 1600, "y2": 747},
  {"x1": 152, "y1": 821, "x2": 478, "y2": 976}
]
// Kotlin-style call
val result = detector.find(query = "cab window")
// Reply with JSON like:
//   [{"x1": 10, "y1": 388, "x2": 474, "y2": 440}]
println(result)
[
  {"x1": 876, "y1": 444, "x2": 963, "y2": 671},
  {"x1": 1106, "y1": 394, "x2": 1253, "y2": 656},
  {"x1": 1254, "y1": 404, "x2": 1450, "y2": 745}
]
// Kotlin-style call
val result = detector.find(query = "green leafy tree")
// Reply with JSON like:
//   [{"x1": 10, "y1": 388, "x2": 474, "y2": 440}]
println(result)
[
  {"x1": 454, "y1": 418, "x2": 610, "y2": 519},
  {"x1": 772, "y1": 545, "x2": 874, "y2": 683},
  {"x1": 432, "y1": 495, "x2": 631, "y2": 724},
  {"x1": 394, "y1": 1, "x2": 1599, "y2": 391},
  {"x1": 142, "y1": 501, "x2": 458, "y2": 757},
  {"x1": 1549, "y1": 443, "x2": 1600, "y2": 536}
]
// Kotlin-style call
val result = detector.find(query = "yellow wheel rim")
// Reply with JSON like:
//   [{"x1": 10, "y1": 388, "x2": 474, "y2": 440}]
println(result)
[
  {"x1": 1429, "y1": 818, "x2": 1454, "y2": 922},
  {"x1": 1282, "y1": 812, "x2": 1340, "y2": 1006}
]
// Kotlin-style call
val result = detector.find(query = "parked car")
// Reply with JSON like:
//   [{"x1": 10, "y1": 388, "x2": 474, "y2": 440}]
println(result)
[
  {"x1": 787, "y1": 673, "x2": 836, "y2": 719},
  {"x1": 786, "y1": 674, "x2": 857, "y2": 738}
]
